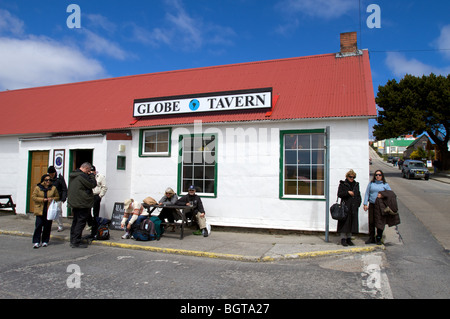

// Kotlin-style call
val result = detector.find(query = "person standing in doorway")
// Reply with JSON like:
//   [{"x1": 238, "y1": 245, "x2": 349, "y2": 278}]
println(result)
[
  {"x1": 47, "y1": 166, "x2": 67, "y2": 232},
  {"x1": 67, "y1": 162, "x2": 97, "y2": 248}
]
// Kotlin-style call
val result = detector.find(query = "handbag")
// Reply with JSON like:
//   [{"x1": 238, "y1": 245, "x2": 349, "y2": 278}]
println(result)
[
  {"x1": 47, "y1": 201, "x2": 60, "y2": 221},
  {"x1": 330, "y1": 197, "x2": 349, "y2": 221}
]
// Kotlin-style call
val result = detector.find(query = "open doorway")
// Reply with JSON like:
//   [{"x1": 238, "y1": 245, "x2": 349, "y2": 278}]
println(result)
[
  {"x1": 67, "y1": 149, "x2": 94, "y2": 216},
  {"x1": 70, "y1": 149, "x2": 94, "y2": 172}
]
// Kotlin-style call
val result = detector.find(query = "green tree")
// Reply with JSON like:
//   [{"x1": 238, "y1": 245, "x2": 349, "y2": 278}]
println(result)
[
  {"x1": 410, "y1": 147, "x2": 427, "y2": 160},
  {"x1": 374, "y1": 73, "x2": 450, "y2": 170}
]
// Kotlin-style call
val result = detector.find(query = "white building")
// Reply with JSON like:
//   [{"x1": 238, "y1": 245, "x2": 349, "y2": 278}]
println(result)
[{"x1": 0, "y1": 33, "x2": 377, "y2": 233}]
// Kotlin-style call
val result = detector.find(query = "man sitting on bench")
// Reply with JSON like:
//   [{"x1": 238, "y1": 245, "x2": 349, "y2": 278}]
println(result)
[{"x1": 176, "y1": 185, "x2": 208, "y2": 237}]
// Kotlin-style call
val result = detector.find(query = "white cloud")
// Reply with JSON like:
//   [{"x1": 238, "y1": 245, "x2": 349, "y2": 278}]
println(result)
[
  {"x1": 0, "y1": 9, "x2": 25, "y2": 36},
  {"x1": 0, "y1": 36, "x2": 106, "y2": 90},
  {"x1": 436, "y1": 24, "x2": 450, "y2": 59},
  {"x1": 83, "y1": 29, "x2": 129, "y2": 60},
  {"x1": 385, "y1": 52, "x2": 450, "y2": 77},
  {"x1": 0, "y1": 10, "x2": 108, "y2": 91}
]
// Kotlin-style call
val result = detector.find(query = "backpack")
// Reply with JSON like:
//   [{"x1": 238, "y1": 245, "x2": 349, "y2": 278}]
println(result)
[
  {"x1": 132, "y1": 218, "x2": 157, "y2": 241},
  {"x1": 96, "y1": 225, "x2": 110, "y2": 240},
  {"x1": 95, "y1": 217, "x2": 110, "y2": 240},
  {"x1": 150, "y1": 216, "x2": 164, "y2": 240}
]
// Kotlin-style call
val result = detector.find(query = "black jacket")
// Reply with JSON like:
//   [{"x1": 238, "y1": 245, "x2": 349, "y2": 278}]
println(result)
[
  {"x1": 67, "y1": 169, "x2": 97, "y2": 209},
  {"x1": 50, "y1": 174, "x2": 68, "y2": 202},
  {"x1": 337, "y1": 179, "x2": 362, "y2": 233},
  {"x1": 374, "y1": 190, "x2": 400, "y2": 230},
  {"x1": 175, "y1": 194, "x2": 205, "y2": 214}
]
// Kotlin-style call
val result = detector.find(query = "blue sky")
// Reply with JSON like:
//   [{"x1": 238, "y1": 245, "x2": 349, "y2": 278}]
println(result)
[{"x1": 1, "y1": 0, "x2": 449, "y2": 135}]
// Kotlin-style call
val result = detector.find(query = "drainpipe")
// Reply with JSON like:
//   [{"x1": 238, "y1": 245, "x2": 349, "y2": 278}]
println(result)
[{"x1": 325, "y1": 126, "x2": 331, "y2": 242}]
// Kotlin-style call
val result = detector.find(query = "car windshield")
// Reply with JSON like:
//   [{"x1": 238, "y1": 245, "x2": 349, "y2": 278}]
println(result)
[{"x1": 410, "y1": 162, "x2": 425, "y2": 168}]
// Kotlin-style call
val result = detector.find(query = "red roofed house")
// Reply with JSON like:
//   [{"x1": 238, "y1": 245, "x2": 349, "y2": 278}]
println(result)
[{"x1": 0, "y1": 32, "x2": 377, "y2": 233}]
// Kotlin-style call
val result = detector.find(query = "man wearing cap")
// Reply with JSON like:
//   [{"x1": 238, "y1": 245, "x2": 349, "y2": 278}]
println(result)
[
  {"x1": 47, "y1": 166, "x2": 67, "y2": 232},
  {"x1": 176, "y1": 185, "x2": 208, "y2": 237},
  {"x1": 67, "y1": 162, "x2": 97, "y2": 248},
  {"x1": 120, "y1": 198, "x2": 148, "y2": 239}
]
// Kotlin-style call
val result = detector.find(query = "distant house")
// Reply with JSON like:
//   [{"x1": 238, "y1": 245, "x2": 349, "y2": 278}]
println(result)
[
  {"x1": 404, "y1": 134, "x2": 436, "y2": 159},
  {"x1": 0, "y1": 32, "x2": 377, "y2": 233},
  {"x1": 378, "y1": 137, "x2": 415, "y2": 155}
]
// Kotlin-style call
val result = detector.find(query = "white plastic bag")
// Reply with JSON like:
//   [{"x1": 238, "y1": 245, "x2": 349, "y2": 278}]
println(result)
[
  {"x1": 206, "y1": 222, "x2": 211, "y2": 235},
  {"x1": 47, "y1": 201, "x2": 60, "y2": 221}
]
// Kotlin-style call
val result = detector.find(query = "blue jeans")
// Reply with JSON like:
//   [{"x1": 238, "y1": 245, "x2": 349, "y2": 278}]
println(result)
[{"x1": 125, "y1": 215, "x2": 148, "y2": 232}]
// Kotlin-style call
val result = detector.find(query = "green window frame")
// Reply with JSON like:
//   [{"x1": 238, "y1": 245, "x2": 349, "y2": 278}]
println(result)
[
  {"x1": 139, "y1": 128, "x2": 171, "y2": 157},
  {"x1": 117, "y1": 156, "x2": 126, "y2": 170},
  {"x1": 280, "y1": 129, "x2": 326, "y2": 200},
  {"x1": 177, "y1": 133, "x2": 218, "y2": 197}
]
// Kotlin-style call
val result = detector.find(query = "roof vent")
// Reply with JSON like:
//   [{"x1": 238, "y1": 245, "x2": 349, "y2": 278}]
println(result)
[{"x1": 337, "y1": 32, "x2": 362, "y2": 57}]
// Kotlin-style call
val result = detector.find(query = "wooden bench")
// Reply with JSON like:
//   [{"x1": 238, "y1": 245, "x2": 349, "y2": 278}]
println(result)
[
  {"x1": 142, "y1": 203, "x2": 195, "y2": 240},
  {"x1": 0, "y1": 195, "x2": 16, "y2": 214}
]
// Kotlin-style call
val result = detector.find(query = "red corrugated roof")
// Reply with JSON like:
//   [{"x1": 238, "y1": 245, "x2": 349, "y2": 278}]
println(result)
[{"x1": 0, "y1": 51, "x2": 376, "y2": 136}]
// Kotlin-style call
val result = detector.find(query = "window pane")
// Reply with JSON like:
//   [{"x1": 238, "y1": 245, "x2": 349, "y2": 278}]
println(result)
[
  {"x1": 312, "y1": 150, "x2": 324, "y2": 164},
  {"x1": 298, "y1": 166, "x2": 311, "y2": 180},
  {"x1": 285, "y1": 181, "x2": 297, "y2": 195},
  {"x1": 193, "y1": 152, "x2": 204, "y2": 164},
  {"x1": 311, "y1": 166, "x2": 325, "y2": 180},
  {"x1": 145, "y1": 143, "x2": 156, "y2": 153},
  {"x1": 193, "y1": 180, "x2": 204, "y2": 192},
  {"x1": 285, "y1": 150, "x2": 297, "y2": 165},
  {"x1": 204, "y1": 180, "x2": 215, "y2": 194},
  {"x1": 145, "y1": 132, "x2": 157, "y2": 143},
  {"x1": 311, "y1": 134, "x2": 324, "y2": 149},
  {"x1": 297, "y1": 181, "x2": 310, "y2": 195},
  {"x1": 183, "y1": 165, "x2": 193, "y2": 179},
  {"x1": 194, "y1": 166, "x2": 204, "y2": 179},
  {"x1": 285, "y1": 165, "x2": 297, "y2": 179},
  {"x1": 205, "y1": 166, "x2": 215, "y2": 179},
  {"x1": 297, "y1": 135, "x2": 310, "y2": 149},
  {"x1": 183, "y1": 151, "x2": 193, "y2": 164},
  {"x1": 158, "y1": 142, "x2": 168, "y2": 153},
  {"x1": 285, "y1": 135, "x2": 297, "y2": 149},
  {"x1": 312, "y1": 181, "x2": 324, "y2": 196},
  {"x1": 159, "y1": 131, "x2": 169, "y2": 141},
  {"x1": 298, "y1": 150, "x2": 310, "y2": 165}
]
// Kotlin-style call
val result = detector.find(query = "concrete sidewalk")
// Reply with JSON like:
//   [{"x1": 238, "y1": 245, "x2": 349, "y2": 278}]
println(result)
[{"x1": 0, "y1": 212, "x2": 391, "y2": 262}]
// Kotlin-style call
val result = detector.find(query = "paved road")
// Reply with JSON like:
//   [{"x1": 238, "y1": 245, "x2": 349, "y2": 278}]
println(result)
[
  {"x1": 369, "y1": 149, "x2": 450, "y2": 298},
  {"x1": 369, "y1": 147, "x2": 450, "y2": 252}
]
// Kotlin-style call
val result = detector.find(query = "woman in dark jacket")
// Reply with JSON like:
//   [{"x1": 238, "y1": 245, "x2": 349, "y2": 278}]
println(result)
[{"x1": 337, "y1": 169, "x2": 362, "y2": 246}]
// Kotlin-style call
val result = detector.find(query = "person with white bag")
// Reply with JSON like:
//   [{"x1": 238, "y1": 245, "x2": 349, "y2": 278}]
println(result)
[{"x1": 31, "y1": 174, "x2": 60, "y2": 249}]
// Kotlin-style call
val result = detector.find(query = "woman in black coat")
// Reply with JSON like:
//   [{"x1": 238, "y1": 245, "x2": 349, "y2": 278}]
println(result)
[{"x1": 337, "y1": 169, "x2": 362, "y2": 246}]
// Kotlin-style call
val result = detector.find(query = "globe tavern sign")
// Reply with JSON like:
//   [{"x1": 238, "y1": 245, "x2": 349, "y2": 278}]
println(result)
[{"x1": 133, "y1": 88, "x2": 272, "y2": 117}]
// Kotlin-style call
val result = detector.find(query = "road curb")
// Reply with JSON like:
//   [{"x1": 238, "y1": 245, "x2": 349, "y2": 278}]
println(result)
[{"x1": 0, "y1": 229, "x2": 385, "y2": 262}]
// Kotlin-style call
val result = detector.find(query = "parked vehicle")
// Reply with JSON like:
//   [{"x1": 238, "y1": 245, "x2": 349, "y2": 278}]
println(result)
[{"x1": 402, "y1": 160, "x2": 430, "y2": 180}]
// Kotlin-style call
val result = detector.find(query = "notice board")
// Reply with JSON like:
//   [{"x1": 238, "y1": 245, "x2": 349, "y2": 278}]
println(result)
[{"x1": 110, "y1": 202, "x2": 125, "y2": 230}]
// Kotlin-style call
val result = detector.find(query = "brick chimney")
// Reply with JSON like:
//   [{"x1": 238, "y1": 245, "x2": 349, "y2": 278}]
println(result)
[{"x1": 340, "y1": 32, "x2": 358, "y2": 54}]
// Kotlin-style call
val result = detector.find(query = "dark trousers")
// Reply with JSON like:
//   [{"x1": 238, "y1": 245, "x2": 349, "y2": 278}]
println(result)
[
  {"x1": 87, "y1": 195, "x2": 101, "y2": 236},
  {"x1": 158, "y1": 208, "x2": 179, "y2": 223},
  {"x1": 368, "y1": 203, "x2": 383, "y2": 239},
  {"x1": 70, "y1": 208, "x2": 91, "y2": 245},
  {"x1": 33, "y1": 214, "x2": 52, "y2": 244}
]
